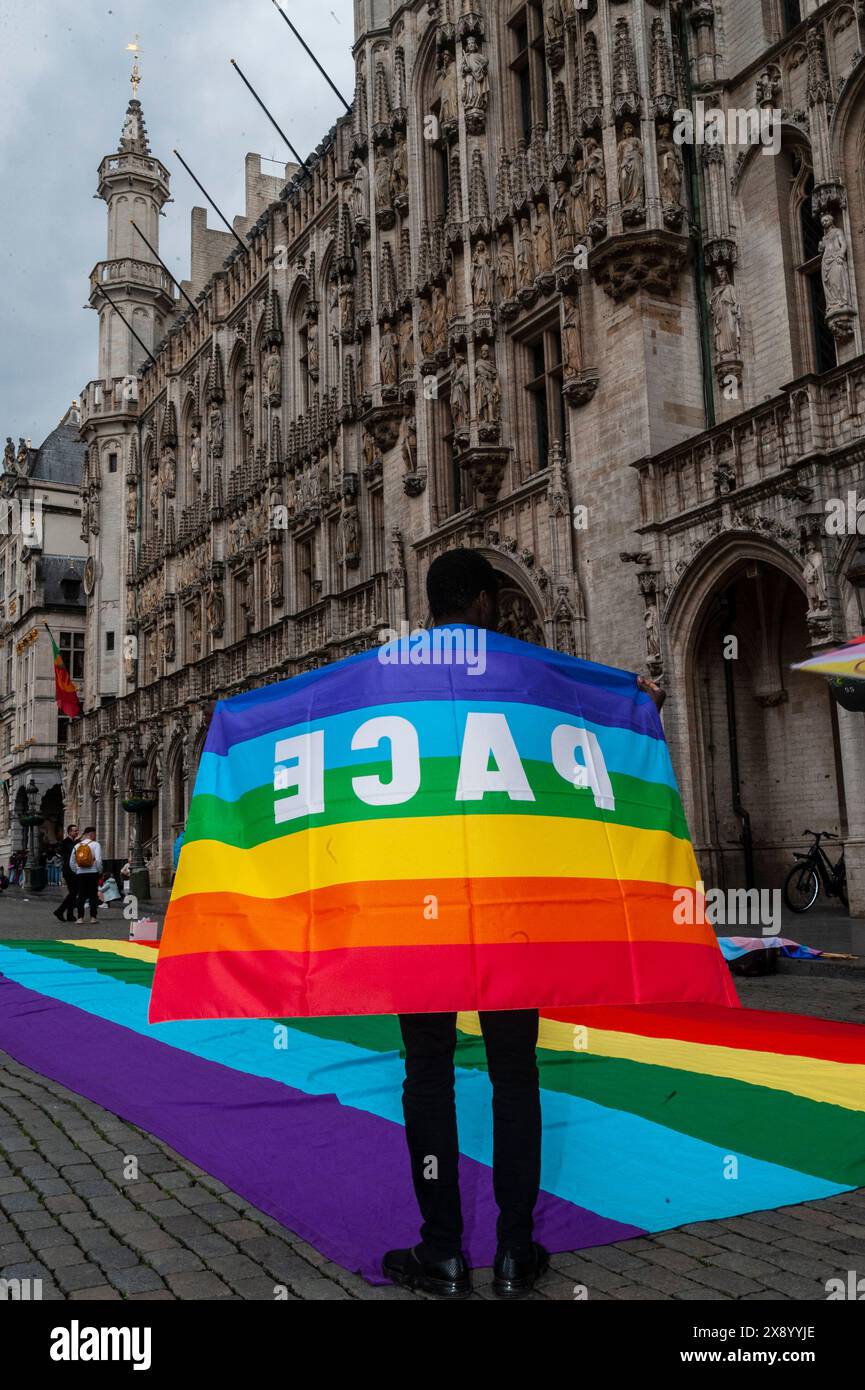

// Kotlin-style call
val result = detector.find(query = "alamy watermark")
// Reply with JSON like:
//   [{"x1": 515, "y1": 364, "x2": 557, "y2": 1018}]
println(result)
[
  {"x1": 673, "y1": 880, "x2": 782, "y2": 935},
  {"x1": 673, "y1": 100, "x2": 782, "y2": 156},
  {"x1": 376, "y1": 622, "x2": 487, "y2": 676}
]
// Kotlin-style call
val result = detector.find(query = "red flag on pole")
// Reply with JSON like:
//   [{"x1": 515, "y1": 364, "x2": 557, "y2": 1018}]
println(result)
[{"x1": 46, "y1": 625, "x2": 82, "y2": 718}]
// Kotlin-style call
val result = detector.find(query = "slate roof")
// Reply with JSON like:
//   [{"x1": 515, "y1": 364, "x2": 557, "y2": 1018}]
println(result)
[{"x1": 30, "y1": 420, "x2": 85, "y2": 486}]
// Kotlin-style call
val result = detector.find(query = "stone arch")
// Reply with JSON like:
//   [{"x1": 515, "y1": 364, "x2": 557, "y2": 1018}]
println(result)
[{"x1": 664, "y1": 531, "x2": 841, "y2": 892}]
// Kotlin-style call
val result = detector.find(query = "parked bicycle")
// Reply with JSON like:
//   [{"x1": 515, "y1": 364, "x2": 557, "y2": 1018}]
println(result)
[{"x1": 782, "y1": 829, "x2": 848, "y2": 913}]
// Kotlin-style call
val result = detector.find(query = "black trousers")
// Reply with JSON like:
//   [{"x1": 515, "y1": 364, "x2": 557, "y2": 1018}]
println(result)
[
  {"x1": 57, "y1": 875, "x2": 77, "y2": 920},
  {"x1": 74, "y1": 873, "x2": 100, "y2": 920},
  {"x1": 398, "y1": 1009, "x2": 541, "y2": 1259}
]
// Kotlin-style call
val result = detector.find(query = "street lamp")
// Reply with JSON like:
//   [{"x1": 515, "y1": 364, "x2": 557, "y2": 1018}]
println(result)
[
  {"x1": 20, "y1": 776, "x2": 46, "y2": 892},
  {"x1": 122, "y1": 746, "x2": 156, "y2": 904}
]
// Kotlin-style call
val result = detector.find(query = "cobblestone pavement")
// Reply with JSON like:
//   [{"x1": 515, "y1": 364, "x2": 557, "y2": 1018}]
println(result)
[{"x1": 2, "y1": 891, "x2": 865, "y2": 1300}]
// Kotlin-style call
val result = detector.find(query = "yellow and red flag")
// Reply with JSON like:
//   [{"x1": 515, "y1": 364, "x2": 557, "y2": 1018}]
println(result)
[{"x1": 47, "y1": 628, "x2": 81, "y2": 717}]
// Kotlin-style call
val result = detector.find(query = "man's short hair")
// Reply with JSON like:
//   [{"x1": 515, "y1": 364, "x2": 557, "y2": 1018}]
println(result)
[
  {"x1": 67, "y1": 824, "x2": 78, "y2": 834},
  {"x1": 82, "y1": 826, "x2": 96, "y2": 837},
  {"x1": 426, "y1": 548, "x2": 499, "y2": 621}
]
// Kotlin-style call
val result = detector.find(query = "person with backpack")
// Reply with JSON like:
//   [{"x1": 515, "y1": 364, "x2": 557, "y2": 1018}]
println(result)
[{"x1": 69, "y1": 827, "x2": 103, "y2": 924}]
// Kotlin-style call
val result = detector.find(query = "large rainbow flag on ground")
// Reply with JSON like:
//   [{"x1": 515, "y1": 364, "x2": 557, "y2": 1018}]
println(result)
[
  {"x1": 150, "y1": 629, "x2": 736, "y2": 1022},
  {"x1": 1, "y1": 939, "x2": 863, "y2": 1283}
]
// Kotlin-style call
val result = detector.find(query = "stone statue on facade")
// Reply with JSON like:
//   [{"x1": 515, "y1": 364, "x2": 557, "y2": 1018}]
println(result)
[
  {"x1": 820, "y1": 214, "x2": 852, "y2": 316},
  {"x1": 553, "y1": 178, "x2": 574, "y2": 255},
  {"x1": 471, "y1": 239, "x2": 492, "y2": 307},
  {"x1": 190, "y1": 431, "x2": 202, "y2": 481},
  {"x1": 657, "y1": 123, "x2": 684, "y2": 217},
  {"x1": 436, "y1": 49, "x2": 459, "y2": 127},
  {"x1": 617, "y1": 122, "x2": 645, "y2": 223},
  {"x1": 419, "y1": 297, "x2": 435, "y2": 359},
  {"x1": 380, "y1": 320, "x2": 398, "y2": 386},
  {"x1": 710, "y1": 267, "x2": 741, "y2": 358},
  {"x1": 534, "y1": 202, "x2": 554, "y2": 273},
  {"x1": 450, "y1": 351, "x2": 470, "y2": 432},
  {"x1": 264, "y1": 346, "x2": 282, "y2": 405},
  {"x1": 517, "y1": 216, "x2": 536, "y2": 288},
  {"x1": 350, "y1": 158, "x2": 369, "y2": 223},
  {"x1": 461, "y1": 37, "x2": 489, "y2": 122},
  {"x1": 583, "y1": 137, "x2": 606, "y2": 225},
  {"x1": 562, "y1": 294, "x2": 582, "y2": 376},
  {"x1": 398, "y1": 311, "x2": 415, "y2": 373},
  {"x1": 803, "y1": 538, "x2": 828, "y2": 614},
  {"x1": 207, "y1": 405, "x2": 224, "y2": 457},
  {"x1": 497, "y1": 232, "x2": 516, "y2": 301},
  {"x1": 475, "y1": 344, "x2": 501, "y2": 423}
]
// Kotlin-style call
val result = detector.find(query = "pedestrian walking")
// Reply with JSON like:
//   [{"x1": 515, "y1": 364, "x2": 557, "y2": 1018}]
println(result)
[
  {"x1": 68, "y1": 827, "x2": 103, "y2": 925},
  {"x1": 53, "y1": 823, "x2": 80, "y2": 923}
]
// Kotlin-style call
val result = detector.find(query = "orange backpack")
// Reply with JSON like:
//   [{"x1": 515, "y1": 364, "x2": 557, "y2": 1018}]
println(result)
[{"x1": 74, "y1": 841, "x2": 94, "y2": 869}]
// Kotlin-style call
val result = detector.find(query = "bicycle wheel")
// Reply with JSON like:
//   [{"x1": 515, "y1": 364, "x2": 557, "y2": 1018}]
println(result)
[{"x1": 783, "y1": 862, "x2": 819, "y2": 913}]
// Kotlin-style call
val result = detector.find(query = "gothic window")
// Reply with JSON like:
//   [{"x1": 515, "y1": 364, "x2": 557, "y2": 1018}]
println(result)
[
  {"x1": 781, "y1": 0, "x2": 801, "y2": 34},
  {"x1": 370, "y1": 489, "x2": 385, "y2": 573},
  {"x1": 296, "y1": 538, "x2": 314, "y2": 609},
  {"x1": 289, "y1": 285, "x2": 311, "y2": 415},
  {"x1": 329, "y1": 517, "x2": 345, "y2": 593},
  {"x1": 509, "y1": 3, "x2": 548, "y2": 142},
  {"x1": 797, "y1": 172, "x2": 836, "y2": 374},
  {"x1": 523, "y1": 328, "x2": 565, "y2": 471},
  {"x1": 432, "y1": 391, "x2": 461, "y2": 523}
]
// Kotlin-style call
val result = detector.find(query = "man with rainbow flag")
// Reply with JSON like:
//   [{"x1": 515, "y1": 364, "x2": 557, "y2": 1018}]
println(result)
[
  {"x1": 151, "y1": 547, "x2": 733, "y2": 1299},
  {"x1": 382, "y1": 550, "x2": 667, "y2": 1300}
]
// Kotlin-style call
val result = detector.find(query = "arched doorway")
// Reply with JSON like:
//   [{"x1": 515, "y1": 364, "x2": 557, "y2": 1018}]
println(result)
[{"x1": 670, "y1": 544, "x2": 842, "y2": 893}]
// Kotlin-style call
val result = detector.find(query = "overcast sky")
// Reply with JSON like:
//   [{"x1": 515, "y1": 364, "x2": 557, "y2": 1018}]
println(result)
[{"x1": 0, "y1": 0, "x2": 356, "y2": 446}]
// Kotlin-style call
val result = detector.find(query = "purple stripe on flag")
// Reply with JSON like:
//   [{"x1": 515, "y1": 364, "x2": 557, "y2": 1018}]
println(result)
[
  {"x1": 206, "y1": 630, "x2": 661, "y2": 758},
  {"x1": 0, "y1": 973, "x2": 643, "y2": 1281}
]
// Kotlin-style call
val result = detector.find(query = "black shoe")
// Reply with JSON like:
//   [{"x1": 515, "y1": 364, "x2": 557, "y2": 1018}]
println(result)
[
  {"x1": 382, "y1": 1246, "x2": 471, "y2": 1298},
  {"x1": 53, "y1": 907, "x2": 65, "y2": 921},
  {"x1": 492, "y1": 1242, "x2": 550, "y2": 1299}
]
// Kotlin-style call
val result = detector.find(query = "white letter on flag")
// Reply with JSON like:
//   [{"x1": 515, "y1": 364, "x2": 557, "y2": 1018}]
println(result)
[
  {"x1": 351, "y1": 716, "x2": 421, "y2": 805},
  {"x1": 456, "y1": 712, "x2": 535, "y2": 801},
  {"x1": 551, "y1": 725, "x2": 615, "y2": 811},
  {"x1": 274, "y1": 731, "x2": 325, "y2": 823}
]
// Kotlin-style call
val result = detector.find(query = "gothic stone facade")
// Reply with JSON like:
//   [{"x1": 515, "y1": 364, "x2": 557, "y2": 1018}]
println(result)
[{"x1": 65, "y1": 0, "x2": 865, "y2": 909}]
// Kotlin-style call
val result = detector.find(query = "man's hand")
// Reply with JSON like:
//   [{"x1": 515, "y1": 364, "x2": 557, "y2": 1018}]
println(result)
[{"x1": 637, "y1": 675, "x2": 666, "y2": 712}]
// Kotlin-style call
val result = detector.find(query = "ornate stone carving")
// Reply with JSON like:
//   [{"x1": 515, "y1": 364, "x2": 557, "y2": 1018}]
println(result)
[
  {"x1": 590, "y1": 230, "x2": 688, "y2": 300},
  {"x1": 617, "y1": 122, "x2": 645, "y2": 226},
  {"x1": 656, "y1": 122, "x2": 684, "y2": 230},
  {"x1": 460, "y1": 35, "x2": 489, "y2": 133},
  {"x1": 820, "y1": 213, "x2": 855, "y2": 340},
  {"x1": 475, "y1": 344, "x2": 501, "y2": 437}
]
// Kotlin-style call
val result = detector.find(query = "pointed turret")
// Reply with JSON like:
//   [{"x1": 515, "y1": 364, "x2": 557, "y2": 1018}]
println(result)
[{"x1": 90, "y1": 59, "x2": 174, "y2": 383}]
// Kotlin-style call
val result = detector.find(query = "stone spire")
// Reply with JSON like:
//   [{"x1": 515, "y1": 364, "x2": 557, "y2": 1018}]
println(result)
[{"x1": 119, "y1": 37, "x2": 150, "y2": 154}]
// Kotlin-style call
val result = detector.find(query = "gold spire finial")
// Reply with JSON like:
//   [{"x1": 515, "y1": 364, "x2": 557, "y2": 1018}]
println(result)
[{"x1": 126, "y1": 35, "x2": 142, "y2": 97}]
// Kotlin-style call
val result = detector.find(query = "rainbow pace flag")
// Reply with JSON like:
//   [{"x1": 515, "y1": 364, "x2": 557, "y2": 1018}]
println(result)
[
  {"x1": 149, "y1": 628, "x2": 738, "y2": 1023},
  {"x1": 1, "y1": 938, "x2": 864, "y2": 1284}
]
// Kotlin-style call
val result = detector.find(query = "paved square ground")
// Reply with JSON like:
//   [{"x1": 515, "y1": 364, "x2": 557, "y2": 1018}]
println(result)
[{"x1": 1, "y1": 888, "x2": 864, "y2": 1300}]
